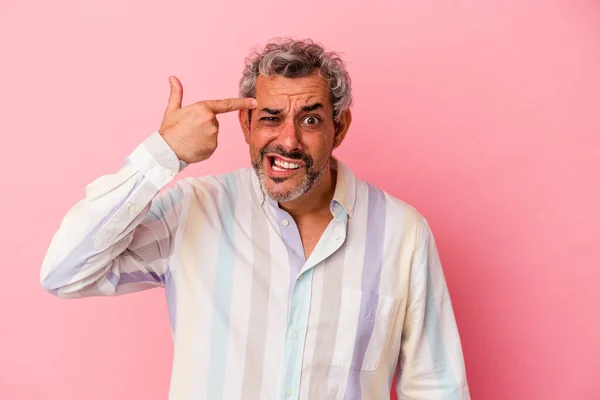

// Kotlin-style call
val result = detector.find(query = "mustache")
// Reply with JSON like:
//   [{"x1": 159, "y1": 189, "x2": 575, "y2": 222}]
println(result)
[{"x1": 260, "y1": 145, "x2": 313, "y2": 169}]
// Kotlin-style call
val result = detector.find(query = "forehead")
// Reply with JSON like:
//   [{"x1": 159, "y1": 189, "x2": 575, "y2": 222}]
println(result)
[{"x1": 254, "y1": 72, "x2": 331, "y2": 109}]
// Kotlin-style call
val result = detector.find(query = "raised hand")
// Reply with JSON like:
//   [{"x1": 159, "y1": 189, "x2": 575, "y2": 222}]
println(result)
[{"x1": 158, "y1": 76, "x2": 257, "y2": 164}]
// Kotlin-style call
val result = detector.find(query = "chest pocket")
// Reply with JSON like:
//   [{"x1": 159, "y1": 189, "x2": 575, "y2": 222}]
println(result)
[{"x1": 331, "y1": 289, "x2": 400, "y2": 371}]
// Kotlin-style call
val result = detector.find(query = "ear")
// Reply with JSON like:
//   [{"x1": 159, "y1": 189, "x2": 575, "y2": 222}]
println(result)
[
  {"x1": 333, "y1": 109, "x2": 352, "y2": 149},
  {"x1": 239, "y1": 109, "x2": 251, "y2": 145}
]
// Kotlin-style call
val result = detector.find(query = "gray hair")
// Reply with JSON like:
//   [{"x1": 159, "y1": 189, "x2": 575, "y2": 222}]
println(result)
[{"x1": 239, "y1": 38, "x2": 353, "y2": 122}]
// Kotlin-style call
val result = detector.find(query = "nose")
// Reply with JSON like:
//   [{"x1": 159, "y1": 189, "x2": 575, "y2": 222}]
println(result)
[{"x1": 275, "y1": 119, "x2": 303, "y2": 152}]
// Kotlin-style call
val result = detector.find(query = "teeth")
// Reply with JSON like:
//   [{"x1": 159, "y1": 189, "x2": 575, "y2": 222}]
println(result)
[{"x1": 274, "y1": 158, "x2": 300, "y2": 170}]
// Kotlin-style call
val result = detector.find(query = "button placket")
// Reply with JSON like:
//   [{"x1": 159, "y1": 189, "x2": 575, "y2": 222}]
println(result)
[
  {"x1": 280, "y1": 269, "x2": 312, "y2": 400},
  {"x1": 272, "y1": 203, "x2": 310, "y2": 400}
]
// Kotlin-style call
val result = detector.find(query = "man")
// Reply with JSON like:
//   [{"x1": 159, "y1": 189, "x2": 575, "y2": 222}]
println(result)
[{"x1": 41, "y1": 38, "x2": 470, "y2": 399}]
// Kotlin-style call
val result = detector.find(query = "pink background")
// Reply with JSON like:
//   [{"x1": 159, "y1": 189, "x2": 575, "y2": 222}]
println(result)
[{"x1": 1, "y1": 1, "x2": 599, "y2": 399}]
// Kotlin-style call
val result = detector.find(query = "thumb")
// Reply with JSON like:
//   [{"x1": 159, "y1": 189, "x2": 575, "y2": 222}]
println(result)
[{"x1": 166, "y1": 76, "x2": 183, "y2": 111}]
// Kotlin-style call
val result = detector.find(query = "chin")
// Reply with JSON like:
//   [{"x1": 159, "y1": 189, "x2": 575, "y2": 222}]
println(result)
[{"x1": 264, "y1": 180, "x2": 309, "y2": 203}]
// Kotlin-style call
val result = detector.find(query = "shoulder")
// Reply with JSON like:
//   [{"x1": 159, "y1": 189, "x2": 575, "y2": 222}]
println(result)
[{"x1": 354, "y1": 176, "x2": 428, "y2": 234}]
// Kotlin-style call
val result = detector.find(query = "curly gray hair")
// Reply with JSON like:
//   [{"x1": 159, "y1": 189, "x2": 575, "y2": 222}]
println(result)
[{"x1": 239, "y1": 38, "x2": 353, "y2": 122}]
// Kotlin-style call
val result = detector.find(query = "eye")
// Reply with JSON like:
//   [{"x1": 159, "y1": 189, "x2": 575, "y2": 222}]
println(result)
[
  {"x1": 302, "y1": 116, "x2": 320, "y2": 125},
  {"x1": 260, "y1": 117, "x2": 279, "y2": 123}
]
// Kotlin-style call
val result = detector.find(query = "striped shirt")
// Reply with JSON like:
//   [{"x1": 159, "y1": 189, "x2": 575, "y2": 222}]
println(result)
[{"x1": 41, "y1": 131, "x2": 470, "y2": 400}]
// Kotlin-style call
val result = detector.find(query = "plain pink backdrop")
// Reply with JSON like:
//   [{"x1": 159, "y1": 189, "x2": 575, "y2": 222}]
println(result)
[{"x1": 1, "y1": 1, "x2": 599, "y2": 399}]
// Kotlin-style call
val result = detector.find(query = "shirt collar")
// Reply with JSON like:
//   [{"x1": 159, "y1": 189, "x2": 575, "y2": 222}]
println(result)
[
  {"x1": 250, "y1": 156, "x2": 357, "y2": 219},
  {"x1": 329, "y1": 157, "x2": 356, "y2": 218}
]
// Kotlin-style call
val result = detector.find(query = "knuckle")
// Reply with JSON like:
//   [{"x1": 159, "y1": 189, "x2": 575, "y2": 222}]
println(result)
[{"x1": 195, "y1": 102, "x2": 208, "y2": 113}]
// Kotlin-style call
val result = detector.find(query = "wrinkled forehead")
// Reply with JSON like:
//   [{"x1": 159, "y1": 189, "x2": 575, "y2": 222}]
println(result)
[{"x1": 254, "y1": 73, "x2": 332, "y2": 112}]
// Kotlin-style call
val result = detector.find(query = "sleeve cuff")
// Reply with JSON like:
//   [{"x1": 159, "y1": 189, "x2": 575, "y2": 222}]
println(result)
[
  {"x1": 126, "y1": 132, "x2": 187, "y2": 189},
  {"x1": 143, "y1": 131, "x2": 188, "y2": 172}
]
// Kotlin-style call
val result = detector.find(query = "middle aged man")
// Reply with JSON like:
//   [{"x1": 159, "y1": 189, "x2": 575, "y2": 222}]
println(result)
[{"x1": 41, "y1": 38, "x2": 470, "y2": 399}]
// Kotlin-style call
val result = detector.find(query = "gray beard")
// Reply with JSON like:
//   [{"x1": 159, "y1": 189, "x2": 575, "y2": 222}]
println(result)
[{"x1": 252, "y1": 160, "x2": 328, "y2": 203}]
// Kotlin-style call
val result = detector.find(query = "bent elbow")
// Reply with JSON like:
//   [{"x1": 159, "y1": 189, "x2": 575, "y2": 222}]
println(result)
[{"x1": 40, "y1": 268, "x2": 63, "y2": 296}]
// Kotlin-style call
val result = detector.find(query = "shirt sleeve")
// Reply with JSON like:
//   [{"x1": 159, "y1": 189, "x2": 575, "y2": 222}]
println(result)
[
  {"x1": 396, "y1": 219, "x2": 471, "y2": 399},
  {"x1": 40, "y1": 131, "x2": 187, "y2": 298}
]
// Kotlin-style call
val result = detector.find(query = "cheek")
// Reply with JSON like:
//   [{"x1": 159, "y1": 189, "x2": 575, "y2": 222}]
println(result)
[
  {"x1": 247, "y1": 130, "x2": 261, "y2": 149},
  {"x1": 250, "y1": 126, "x2": 273, "y2": 146},
  {"x1": 248, "y1": 130, "x2": 271, "y2": 159},
  {"x1": 305, "y1": 131, "x2": 335, "y2": 156}
]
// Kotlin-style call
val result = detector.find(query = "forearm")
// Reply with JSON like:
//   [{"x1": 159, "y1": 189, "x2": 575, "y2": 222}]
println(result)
[{"x1": 40, "y1": 132, "x2": 183, "y2": 297}]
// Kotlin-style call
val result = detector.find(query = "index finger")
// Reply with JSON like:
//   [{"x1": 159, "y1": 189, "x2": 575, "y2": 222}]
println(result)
[{"x1": 204, "y1": 98, "x2": 257, "y2": 114}]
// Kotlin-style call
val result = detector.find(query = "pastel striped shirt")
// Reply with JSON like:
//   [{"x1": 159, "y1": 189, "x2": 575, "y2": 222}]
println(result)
[{"x1": 41, "y1": 131, "x2": 470, "y2": 400}]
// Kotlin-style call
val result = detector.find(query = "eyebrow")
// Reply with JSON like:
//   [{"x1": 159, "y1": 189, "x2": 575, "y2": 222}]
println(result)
[
  {"x1": 261, "y1": 107, "x2": 282, "y2": 115},
  {"x1": 259, "y1": 103, "x2": 324, "y2": 115},
  {"x1": 301, "y1": 103, "x2": 324, "y2": 112}
]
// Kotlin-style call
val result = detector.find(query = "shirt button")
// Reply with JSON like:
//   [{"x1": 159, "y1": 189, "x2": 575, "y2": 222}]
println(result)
[
  {"x1": 128, "y1": 204, "x2": 137, "y2": 213},
  {"x1": 291, "y1": 332, "x2": 299, "y2": 340},
  {"x1": 285, "y1": 389, "x2": 293, "y2": 397},
  {"x1": 282, "y1": 219, "x2": 290, "y2": 226},
  {"x1": 165, "y1": 168, "x2": 174, "y2": 176}
]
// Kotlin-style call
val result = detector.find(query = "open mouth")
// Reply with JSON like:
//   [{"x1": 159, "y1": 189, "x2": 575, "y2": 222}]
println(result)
[{"x1": 266, "y1": 155, "x2": 304, "y2": 177}]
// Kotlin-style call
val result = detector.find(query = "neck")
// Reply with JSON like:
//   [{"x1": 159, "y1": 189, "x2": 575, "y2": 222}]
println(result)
[{"x1": 278, "y1": 161, "x2": 337, "y2": 219}]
